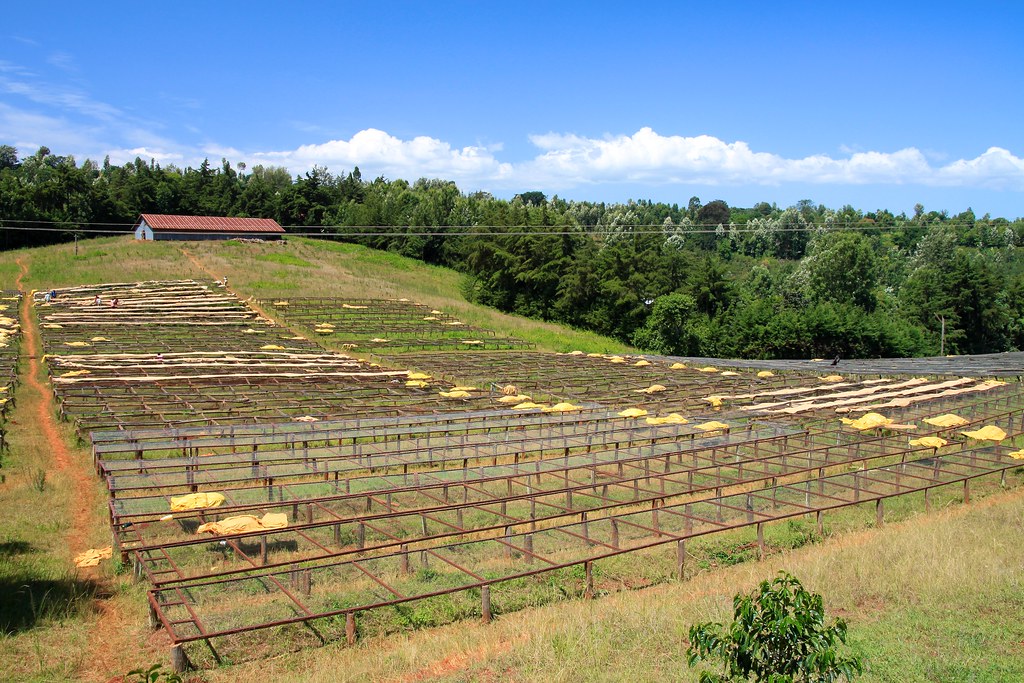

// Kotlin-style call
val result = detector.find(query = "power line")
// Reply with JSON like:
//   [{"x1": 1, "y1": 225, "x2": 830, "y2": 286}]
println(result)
[{"x1": 0, "y1": 220, "x2": 997, "y2": 238}]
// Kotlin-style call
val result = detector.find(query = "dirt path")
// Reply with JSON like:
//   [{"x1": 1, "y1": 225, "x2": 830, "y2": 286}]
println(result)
[
  {"x1": 14, "y1": 258, "x2": 144, "y2": 682},
  {"x1": 15, "y1": 257, "x2": 95, "y2": 557}
]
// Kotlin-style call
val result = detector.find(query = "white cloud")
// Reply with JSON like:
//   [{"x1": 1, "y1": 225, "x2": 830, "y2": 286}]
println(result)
[
  {"x1": 518, "y1": 128, "x2": 1024, "y2": 191},
  {"x1": 251, "y1": 128, "x2": 515, "y2": 182}
]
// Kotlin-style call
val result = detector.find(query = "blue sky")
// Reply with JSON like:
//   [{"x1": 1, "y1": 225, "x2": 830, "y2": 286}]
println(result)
[{"x1": 3, "y1": 1, "x2": 1023, "y2": 218}]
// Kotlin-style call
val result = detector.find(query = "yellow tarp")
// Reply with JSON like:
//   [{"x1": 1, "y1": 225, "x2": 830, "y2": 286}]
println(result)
[
  {"x1": 923, "y1": 414, "x2": 969, "y2": 428},
  {"x1": 498, "y1": 394, "x2": 531, "y2": 403},
  {"x1": 294, "y1": 415, "x2": 319, "y2": 422},
  {"x1": 197, "y1": 513, "x2": 288, "y2": 536},
  {"x1": 461, "y1": 340, "x2": 484, "y2": 345},
  {"x1": 618, "y1": 408, "x2": 649, "y2": 418},
  {"x1": 1009, "y1": 449, "x2": 1024, "y2": 460},
  {"x1": 820, "y1": 375, "x2": 844, "y2": 382},
  {"x1": 512, "y1": 401, "x2": 544, "y2": 410},
  {"x1": 60, "y1": 369, "x2": 91, "y2": 377},
  {"x1": 960, "y1": 425, "x2": 1007, "y2": 441},
  {"x1": 42, "y1": 323, "x2": 63, "y2": 329},
  {"x1": 608, "y1": 356, "x2": 627, "y2": 364},
  {"x1": 635, "y1": 384, "x2": 667, "y2": 394},
  {"x1": 170, "y1": 492, "x2": 226, "y2": 512},
  {"x1": 634, "y1": 360, "x2": 651, "y2": 367},
  {"x1": 91, "y1": 336, "x2": 110, "y2": 342},
  {"x1": 440, "y1": 390, "x2": 472, "y2": 398},
  {"x1": 450, "y1": 386, "x2": 476, "y2": 391},
  {"x1": 73, "y1": 547, "x2": 112, "y2": 568},
  {"x1": 422, "y1": 316, "x2": 438, "y2": 321},
  {"x1": 501, "y1": 384, "x2": 518, "y2": 395},
  {"x1": 909, "y1": 437, "x2": 948, "y2": 449},
  {"x1": 703, "y1": 396, "x2": 724, "y2": 407},
  {"x1": 342, "y1": 304, "x2": 368, "y2": 309},
  {"x1": 646, "y1": 413, "x2": 688, "y2": 425},
  {"x1": 695, "y1": 421, "x2": 730, "y2": 432},
  {"x1": 670, "y1": 362, "x2": 687, "y2": 369},
  {"x1": 406, "y1": 380, "x2": 429, "y2": 388},
  {"x1": 64, "y1": 341, "x2": 91, "y2": 347},
  {"x1": 757, "y1": 371, "x2": 775, "y2": 378},
  {"x1": 721, "y1": 370, "x2": 739, "y2": 376},
  {"x1": 369, "y1": 338, "x2": 389, "y2": 343},
  {"x1": 261, "y1": 344, "x2": 285, "y2": 350},
  {"x1": 698, "y1": 366, "x2": 718, "y2": 373},
  {"x1": 841, "y1": 412, "x2": 892, "y2": 430},
  {"x1": 586, "y1": 353, "x2": 603, "y2": 358},
  {"x1": 273, "y1": 301, "x2": 289, "y2": 306},
  {"x1": 545, "y1": 402, "x2": 582, "y2": 412},
  {"x1": 407, "y1": 372, "x2": 432, "y2": 380}
]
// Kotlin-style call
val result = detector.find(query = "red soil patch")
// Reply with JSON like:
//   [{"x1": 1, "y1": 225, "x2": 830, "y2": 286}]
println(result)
[{"x1": 15, "y1": 258, "x2": 95, "y2": 557}]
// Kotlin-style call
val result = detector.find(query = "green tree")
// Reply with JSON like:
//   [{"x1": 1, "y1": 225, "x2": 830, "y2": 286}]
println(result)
[
  {"x1": 687, "y1": 572, "x2": 863, "y2": 683},
  {"x1": 632, "y1": 293, "x2": 702, "y2": 356},
  {"x1": 801, "y1": 232, "x2": 878, "y2": 311}
]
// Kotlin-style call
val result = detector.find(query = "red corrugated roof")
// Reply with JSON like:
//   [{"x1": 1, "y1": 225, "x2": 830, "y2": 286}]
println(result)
[{"x1": 137, "y1": 214, "x2": 285, "y2": 233}]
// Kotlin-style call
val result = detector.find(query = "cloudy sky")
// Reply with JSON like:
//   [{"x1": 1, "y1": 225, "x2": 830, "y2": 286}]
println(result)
[{"x1": 3, "y1": 2, "x2": 1023, "y2": 218}]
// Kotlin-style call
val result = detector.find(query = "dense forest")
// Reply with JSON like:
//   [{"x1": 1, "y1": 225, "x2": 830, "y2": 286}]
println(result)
[{"x1": 2, "y1": 144, "x2": 1023, "y2": 359}]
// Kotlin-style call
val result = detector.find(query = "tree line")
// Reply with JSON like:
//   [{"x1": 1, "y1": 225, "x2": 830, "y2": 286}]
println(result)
[{"x1": 2, "y1": 144, "x2": 1022, "y2": 358}]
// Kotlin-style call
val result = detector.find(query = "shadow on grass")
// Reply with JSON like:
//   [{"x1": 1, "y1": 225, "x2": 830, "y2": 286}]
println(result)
[
  {"x1": 0, "y1": 574, "x2": 100, "y2": 634},
  {"x1": 0, "y1": 541, "x2": 100, "y2": 634}
]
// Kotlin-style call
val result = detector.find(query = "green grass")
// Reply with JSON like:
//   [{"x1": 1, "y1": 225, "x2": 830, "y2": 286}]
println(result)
[
  {"x1": 0, "y1": 236, "x2": 631, "y2": 354},
  {"x1": 1, "y1": 235, "x2": 1023, "y2": 681}
]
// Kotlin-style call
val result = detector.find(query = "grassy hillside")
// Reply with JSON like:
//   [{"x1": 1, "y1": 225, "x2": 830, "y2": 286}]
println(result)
[
  {"x1": 0, "y1": 236, "x2": 632, "y2": 355},
  {"x1": 0, "y1": 236, "x2": 1021, "y2": 683}
]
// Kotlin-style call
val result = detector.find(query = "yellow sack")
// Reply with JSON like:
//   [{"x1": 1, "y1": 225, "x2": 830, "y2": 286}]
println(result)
[
  {"x1": 695, "y1": 421, "x2": 730, "y2": 432},
  {"x1": 512, "y1": 401, "x2": 544, "y2": 410},
  {"x1": 170, "y1": 492, "x2": 226, "y2": 511},
  {"x1": 439, "y1": 390, "x2": 472, "y2": 399},
  {"x1": 757, "y1": 371, "x2": 774, "y2": 378},
  {"x1": 909, "y1": 437, "x2": 948, "y2": 449},
  {"x1": 545, "y1": 402, "x2": 582, "y2": 413},
  {"x1": 1009, "y1": 449, "x2": 1024, "y2": 460},
  {"x1": 73, "y1": 547, "x2": 113, "y2": 568},
  {"x1": 406, "y1": 380, "x2": 429, "y2": 388},
  {"x1": 497, "y1": 394, "x2": 531, "y2": 403},
  {"x1": 634, "y1": 360, "x2": 651, "y2": 367},
  {"x1": 698, "y1": 366, "x2": 718, "y2": 373},
  {"x1": 618, "y1": 408, "x2": 648, "y2": 418},
  {"x1": 961, "y1": 425, "x2": 1007, "y2": 441},
  {"x1": 407, "y1": 372, "x2": 432, "y2": 380},
  {"x1": 843, "y1": 413, "x2": 892, "y2": 430},
  {"x1": 702, "y1": 396, "x2": 724, "y2": 408},
  {"x1": 646, "y1": 413, "x2": 688, "y2": 426},
  {"x1": 196, "y1": 513, "x2": 288, "y2": 536},
  {"x1": 635, "y1": 384, "x2": 667, "y2": 394},
  {"x1": 721, "y1": 370, "x2": 739, "y2": 376},
  {"x1": 923, "y1": 414, "x2": 969, "y2": 428},
  {"x1": 670, "y1": 362, "x2": 687, "y2": 370}
]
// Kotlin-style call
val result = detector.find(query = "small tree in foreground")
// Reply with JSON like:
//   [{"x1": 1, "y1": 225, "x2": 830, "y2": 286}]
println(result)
[{"x1": 686, "y1": 572, "x2": 863, "y2": 683}]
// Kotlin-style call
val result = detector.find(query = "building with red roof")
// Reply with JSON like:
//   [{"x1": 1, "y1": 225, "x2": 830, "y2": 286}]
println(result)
[{"x1": 133, "y1": 214, "x2": 285, "y2": 241}]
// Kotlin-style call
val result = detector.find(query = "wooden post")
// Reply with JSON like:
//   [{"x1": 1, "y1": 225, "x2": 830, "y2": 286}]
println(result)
[
  {"x1": 481, "y1": 585, "x2": 492, "y2": 623},
  {"x1": 584, "y1": 561, "x2": 594, "y2": 599},
  {"x1": 876, "y1": 498, "x2": 884, "y2": 527},
  {"x1": 757, "y1": 523, "x2": 765, "y2": 560},
  {"x1": 676, "y1": 539, "x2": 686, "y2": 579},
  {"x1": 963, "y1": 479, "x2": 971, "y2": 504},
  {"x1": 610, "y1": 519, "x2": 619, "y2": 549},
  {"x1": 346, "y1": 613, "x2": 357, "y2": 645},
  {"x1": 400, "y1": 544, "x2": 410, "y2": 574},
  {"x1": 260, "y1": 535, "x2": 268, "y2": 565},
  {"x1": 170, "y1": 644, "x2": 190, "y2": 673}
]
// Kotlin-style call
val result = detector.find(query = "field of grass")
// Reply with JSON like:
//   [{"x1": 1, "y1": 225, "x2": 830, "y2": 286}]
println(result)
[{"x1": 0, "y1": 236, "x2": 1022, "y2": 682}]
